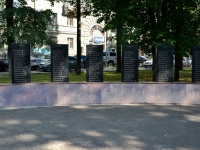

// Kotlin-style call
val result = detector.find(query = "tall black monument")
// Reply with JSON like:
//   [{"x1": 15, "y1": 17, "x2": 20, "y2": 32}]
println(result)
[
  {"x1": 86, "y1": 45, "x2": 103, "y2": 82},
  {"x1": 156, "y1": 45, "x2": 174, "y2": 82},
  {"x1": 192, "y1": 45, "x2": 200, "y2": 82},
  {"x1": 51, "y1": 44, "x2": 68, "y2": 82},
  {"x1": 121, "y1": 45, "x2": 139, "y2": 82},
  {"x1": 11, "y1": 44, "x2": 31, "y2": 83}
]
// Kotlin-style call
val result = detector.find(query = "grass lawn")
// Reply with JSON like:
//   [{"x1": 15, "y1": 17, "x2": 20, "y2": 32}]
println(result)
[{"x1": 0, "y1": 68, "x2": 192, "y2": 84}]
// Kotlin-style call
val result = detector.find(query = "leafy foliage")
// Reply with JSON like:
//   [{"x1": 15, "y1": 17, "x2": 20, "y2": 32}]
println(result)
[
  {"x1": 84, "y1": 0, "x2": 200, "y2": 80},
  {"x1": 84, "y1": 0, "x2": 131, "y2": 44},
  {"x1": 0, "y1": 0, "x2": 56, "y2": 47},
  {"x1": 84, "y1": 0, "x2": 133, "y2": 73},
  {"x1": 84, "y1": 0, "x2": 200, "y2": 55},
  {"x1": 0, "y1": 0, "x2": 67, "y2": 77},
  {"x1": 127, "y1": 0, "x2": 200, "y2": 56}
]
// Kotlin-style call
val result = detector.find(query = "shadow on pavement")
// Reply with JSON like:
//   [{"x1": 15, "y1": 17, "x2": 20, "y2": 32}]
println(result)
[{"x1": 0, "y1": 105, "x2": 200, "y2": 150}]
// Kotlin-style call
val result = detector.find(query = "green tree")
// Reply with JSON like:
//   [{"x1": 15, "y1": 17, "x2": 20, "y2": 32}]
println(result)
[
  {"x1": 1, "y1": 5, "x2": 54, "y2": 46},
  {"x1": 85, "y1": 0, "x2": 200, "y2": 81},
  {"x1": 1, "y1": 0, "x2": 85, "y2": 76},
  {"x1": 167, "y1": 0, "x2": 200, "y2": 81},
  {"x1": 84, "y1": 0, "x2": 132, "y2": 73},
  {"x1": 1, "y1": 0, "x2": 86, "y2": 78},
  {"x1": 0, "y1": 0, "x2": 57, "y2": 76},
  {"x1": 126, "y1": 0, "x2": 200, "y2": 81}
]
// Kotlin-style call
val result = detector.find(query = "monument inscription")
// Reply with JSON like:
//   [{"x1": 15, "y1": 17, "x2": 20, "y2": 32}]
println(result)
[
  {"x1": 156, "y1": 45, "x2": 173, "y2": 82},
  {"x1": 86, "y1": 45, "x2": 103, "y2": 82},
  {"x1": 122, "y1": 45, "x2": 138, "y2": 82},
  {"x1": 192, "y1": 45, "x2": 200, "y2": 82},
  {"x1": 11, "y1": 44, "x2": 30, "y2": 83},
  {"x1": 51, "y1": 44, "x2": 68, "y2": 82}
]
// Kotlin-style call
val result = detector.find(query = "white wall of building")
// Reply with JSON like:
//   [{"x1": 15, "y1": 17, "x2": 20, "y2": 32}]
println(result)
[{"x1": 27, "y1": 0, "x2": 105, "y2": 56}]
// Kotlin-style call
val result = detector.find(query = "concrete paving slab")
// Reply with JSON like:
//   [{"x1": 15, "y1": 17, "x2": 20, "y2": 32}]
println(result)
[{"x1": 0, "y1": 104, "x2": 200, "y2": 150}]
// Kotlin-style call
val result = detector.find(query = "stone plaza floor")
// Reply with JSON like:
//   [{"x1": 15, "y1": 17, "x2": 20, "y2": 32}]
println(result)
[{"x1": 0, "y1": 104, "x2": 200, "y2": 150}]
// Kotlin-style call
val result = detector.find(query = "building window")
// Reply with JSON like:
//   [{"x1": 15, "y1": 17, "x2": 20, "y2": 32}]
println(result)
[
  {"x1": 50, "y1": 36, "x2": 58, "y2": 43},
  {"x1": 67, "y1": 18, "x2": 73, "y2": 26},
  {"x1": 51, "y1": 13, "x2": 57, "y2": 25},
  {"x1": 47, "y1": 13, "x2": 58, "y2": 31},
  {"x1": 67, "y1": 38, "x2": 73, "y2": 49}
]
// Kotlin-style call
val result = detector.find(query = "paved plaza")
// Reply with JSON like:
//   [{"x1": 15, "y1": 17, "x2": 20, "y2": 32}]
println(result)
[{"x1": 0, "y1": 104, "x2": 200, "y2": 150}]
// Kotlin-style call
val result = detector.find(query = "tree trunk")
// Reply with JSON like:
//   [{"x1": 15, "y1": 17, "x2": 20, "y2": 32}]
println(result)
[
  {"x1": 116, "y1": 22, "x2": 122, "y2": 73},
  {"x1": 6, "y1": 0, "x2": 14, "y2": 77},
  {"x1": 148, "y1": 7, "x2": 157, "y2": 81},
  {"x1": 174, "y1": 54, "x2": 180, "y2": 81},
  {"x1": 179, "y1": 57, "x2": 183, "y2": 70},
  {"x1": 76, "y1": 0, "x2": 81, "y2": 74},
  {"x1": 152, "y1": 47, "x2": 156, "y2": 81},
  {"x1": 173, "y1": 5, "x2": 183, "y2": 81}
]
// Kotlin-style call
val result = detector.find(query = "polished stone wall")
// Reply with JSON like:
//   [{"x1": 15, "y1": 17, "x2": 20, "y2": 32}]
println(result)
[{"x1": 0, "y1": 83, "x2": 200, "y2": 108}]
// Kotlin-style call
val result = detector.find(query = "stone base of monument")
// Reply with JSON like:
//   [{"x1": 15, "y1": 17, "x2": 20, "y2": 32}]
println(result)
[{"x1": 0, "y1": 83, "x2": 200, "y2": 108}]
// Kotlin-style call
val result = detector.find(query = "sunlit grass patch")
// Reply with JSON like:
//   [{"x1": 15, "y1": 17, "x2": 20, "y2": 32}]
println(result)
[
  {"x1": 139, "y1": 70, "x2": 153, "y2": 82},
  {"x1": 0, "y1": 68, "x2": 193, "y2": 83},
  {"x1": 179, "y1": 68, "x2": 192, "y2": 82},
  {"x1": 104, "y1": 71, "x2": 121, "y2": 81},
  {"x1": 0, "y1": 74, "x2": 11, "y2": 83}
]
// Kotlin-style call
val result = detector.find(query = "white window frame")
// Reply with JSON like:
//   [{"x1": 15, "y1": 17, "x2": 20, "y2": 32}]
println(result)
[
  {"x1": 67, "y1": 38, "x2": 73, "y2": 49},
  {"x1": 67, "y1": 18, "x2": 73, "y2": 26}
]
